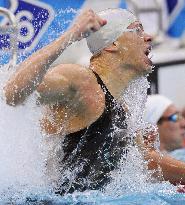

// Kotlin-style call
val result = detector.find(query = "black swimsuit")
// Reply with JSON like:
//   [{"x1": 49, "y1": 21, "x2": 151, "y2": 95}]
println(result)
[{"x1": 56, "y1": 72, "x2": 129, "y2": 195}]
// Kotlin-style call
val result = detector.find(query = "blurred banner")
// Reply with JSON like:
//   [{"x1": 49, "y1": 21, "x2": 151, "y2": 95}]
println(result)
[
  {"x1": 166, "y1": 0, "x2": 185, "y2": 38},
  {"x1": 0, "y1": 0, "x2": 184, "y2": 65},
  {"x1": 0, "y1": 0, "x2": 126, "y2": 64}
]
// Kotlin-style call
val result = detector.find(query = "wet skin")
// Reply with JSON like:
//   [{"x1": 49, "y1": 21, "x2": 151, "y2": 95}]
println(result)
[
  {"x1": 38, "y1": 21, "x2": 153, "y2": 135},
  {"x1": 158, "y1": 105, "x2": 185, "y2": 152},
  {"x1": 121, "y1": 21, "x2": 153, "y2": 72},
  {"x1": 37, "y1": 64, "x2": 105, "y2": 135}
]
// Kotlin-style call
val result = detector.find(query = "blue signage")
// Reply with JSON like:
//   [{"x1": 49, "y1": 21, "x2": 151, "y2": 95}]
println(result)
[
  {"x1": 0, "y1": 0, "x2": 55, "y2": 51},
  {"x1": 0, "y1": 0, "x2": 85, "y2": 63},
  {"x1": 166, "y1": 0, "x2": 185, "y2": 38},
  {"x1": 0, "y1": 0, "x2": 127, "y2": 64}
]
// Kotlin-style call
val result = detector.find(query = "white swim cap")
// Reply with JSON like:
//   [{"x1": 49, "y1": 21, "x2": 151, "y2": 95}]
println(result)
[
  {"x1": 86, "y1": 8, "x2": 137, "y2": 55},
  {"x1": 144, "y1": 94, "x2": 173, "y2": 125}
]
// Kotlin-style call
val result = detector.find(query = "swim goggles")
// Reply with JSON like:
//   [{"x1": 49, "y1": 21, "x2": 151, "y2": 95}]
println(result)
[
  {"x1": 127, "y1": 26, "x2": 144, "y2": 37},
  {"x1": 158, "y1": 112, "x2": 184, "y2": 123}
]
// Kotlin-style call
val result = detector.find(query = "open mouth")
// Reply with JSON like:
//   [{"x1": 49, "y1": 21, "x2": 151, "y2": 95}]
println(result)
[
  {"x1": 144, "y1": 46, "x2": 152, "y2": 59},
  {"x1": 144, "y1": 46, "x2": 153, "y2": 66}
]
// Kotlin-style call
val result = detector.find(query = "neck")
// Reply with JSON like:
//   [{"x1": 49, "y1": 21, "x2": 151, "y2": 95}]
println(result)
[{"x1": 90, "y1": 53, "x2": 138, "y2": 99}]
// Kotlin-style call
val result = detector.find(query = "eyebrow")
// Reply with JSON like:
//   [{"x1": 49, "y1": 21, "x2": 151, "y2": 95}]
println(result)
[{"x1": 162, "y1": 111, "x2": 179, "y2": 118}]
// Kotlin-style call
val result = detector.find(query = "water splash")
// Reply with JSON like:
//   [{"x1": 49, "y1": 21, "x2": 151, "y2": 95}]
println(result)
[
  {"x1": 0, "y1": 7, "x2": 80, "y2": 202},
  {"x1": 0, "y1": 7, "x2": 18, "y2": 68},
  {"x1": 0, "y1": 64, "x2": 50, "y2": 203},
  {"x1": 104, "y1": 76, "x2": 167, "y2": 197},
  {"x1": 0, "y1": 6, "x2": 181, "y2": 204}
]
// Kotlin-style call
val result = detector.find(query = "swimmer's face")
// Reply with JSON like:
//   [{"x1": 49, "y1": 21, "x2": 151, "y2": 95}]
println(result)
[
  {"x1": 158, "y1": 105, "x2": 185, "y2": 151},
  {"x1": 116, "y1": 21, "x2": 153, "y2": 74}
]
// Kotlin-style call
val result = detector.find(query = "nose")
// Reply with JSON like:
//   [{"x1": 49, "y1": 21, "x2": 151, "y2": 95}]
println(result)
[{"x1": 144, "y1": 32, "x2": 153, "y2": 43}]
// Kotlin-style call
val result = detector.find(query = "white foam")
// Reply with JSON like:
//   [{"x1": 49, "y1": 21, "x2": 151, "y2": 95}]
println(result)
[
  {"x1": 0, "y1": 64, "x2": 48, "y2": 201},
  {"x1": 104, "y1": 76, "x2": 169, "y2": 196}
]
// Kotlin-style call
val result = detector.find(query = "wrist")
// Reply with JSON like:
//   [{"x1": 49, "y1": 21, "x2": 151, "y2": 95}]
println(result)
[
  {"x1": 50, "y1": 29, "x2": 76, "y2": 56},
  {"x1": 67, "y1": 25, "x2": 80, "y2": 42}
]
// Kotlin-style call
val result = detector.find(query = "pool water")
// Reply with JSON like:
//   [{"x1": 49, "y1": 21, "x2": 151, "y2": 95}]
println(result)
[
  {"x1": 0, "y1": 52, "x2": 185, "y2": 205},
  {"x1": 1, "y1": 185, "x2": 185, "y2": 205}
]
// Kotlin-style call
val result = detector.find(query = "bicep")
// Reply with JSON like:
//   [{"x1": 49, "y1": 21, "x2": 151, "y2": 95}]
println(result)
[
  {"x1": 37, "y1": 64, "x2": 105, "y2": 134},
  {"x1": 37, "y1": 75, "x2": 78, "y2": 106},
  {"x1": 37, "y1": 66, "x2": 90, "y2": 115}
]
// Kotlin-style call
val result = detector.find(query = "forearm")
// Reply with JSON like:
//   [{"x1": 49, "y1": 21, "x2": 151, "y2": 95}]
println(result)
[
  {"x1": 4, "y1": 9, "x2": 106, "y2": 106},
  {"x1": 147, "y1": 150, "x2": 185, "y2": 185},
  {"x1": 4, "y1": 29, "x2": 76, "y2": 105}
]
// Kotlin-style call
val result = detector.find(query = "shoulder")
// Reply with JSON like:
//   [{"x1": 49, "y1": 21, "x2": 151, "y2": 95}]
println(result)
[
  {"x1": 38, "y1": 64, "x2": 98, "y2": 91},
  {"x1": 37, "y1": 64, "x2": 106, "y2": 134},
  {"x1": 37, "y1": 64, "x2": 105, "y2": 104}
]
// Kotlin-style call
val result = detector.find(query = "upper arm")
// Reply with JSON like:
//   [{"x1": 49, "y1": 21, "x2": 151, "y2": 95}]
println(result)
[{"x1": 37, "y1": 64, "x2": 105, "y2": 134}]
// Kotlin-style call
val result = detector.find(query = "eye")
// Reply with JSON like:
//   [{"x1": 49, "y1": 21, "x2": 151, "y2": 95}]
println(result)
[
  {"x1": 171, "y1": 115, "x2": 178, "y2": 122},
  {"x1": 135, "y1": 27, "x2": 142, "y2": 35}
]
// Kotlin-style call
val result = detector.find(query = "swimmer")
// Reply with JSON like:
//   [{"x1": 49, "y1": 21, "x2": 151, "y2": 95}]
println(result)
[
  {"x1": 4, "y1": 8, "x2": 185, "y2": 194},
  {"x1": 144, "y1": 94, "x2": 185, "y2": 152}
]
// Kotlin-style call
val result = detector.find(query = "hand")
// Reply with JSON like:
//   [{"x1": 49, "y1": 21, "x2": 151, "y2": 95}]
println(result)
[
  {"x1": 69, "y1": 9, "x2": 107, "y2": 41},
  {"x1": 135, "y1": 131, "x2": 160, "y2": 171},
  {"x1": 143, "y1": 130, "x2": 158, "y2": 150},
  {"x1": 135, "y1": 129, "x2": 158, "y2": 154}
]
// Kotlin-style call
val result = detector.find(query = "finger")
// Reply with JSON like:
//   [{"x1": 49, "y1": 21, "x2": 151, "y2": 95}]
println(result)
[
  {"x1": 90, "y1": 21, "x2": 101, "y2": 32},
  {"x1": 95, "y1": 14, "x2": 107, "y2": 26},
  {"x1": 81, "y1": 8, "x2": 94, "y2": 16}
]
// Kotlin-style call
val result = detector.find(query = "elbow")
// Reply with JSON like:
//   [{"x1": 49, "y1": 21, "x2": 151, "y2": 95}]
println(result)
[
  {"x1": 3, "y1": 85, "x2": 20, "y2": 106},
  {"x1": 4, "y1": 90, "x2": 15, "y2": 106}
]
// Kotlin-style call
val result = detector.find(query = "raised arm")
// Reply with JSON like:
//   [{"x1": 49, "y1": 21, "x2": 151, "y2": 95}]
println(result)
[{"x1": 4, "y1": 9, "x2": 106, "y2": 106}]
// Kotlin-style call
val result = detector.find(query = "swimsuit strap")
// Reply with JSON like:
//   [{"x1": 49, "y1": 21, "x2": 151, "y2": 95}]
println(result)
[{"x1": 92, "y1": 71, "x2": 115, "y2": 110}]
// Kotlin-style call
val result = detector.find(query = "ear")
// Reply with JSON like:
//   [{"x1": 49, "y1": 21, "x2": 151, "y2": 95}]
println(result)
[{"x1": 104, "y1": 41, "x2": 119, "y2": 53}]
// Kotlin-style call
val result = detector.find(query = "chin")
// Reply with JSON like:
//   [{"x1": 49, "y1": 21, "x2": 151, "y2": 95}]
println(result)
[
  {"x1": 146, "y1": 65, "x2": 153, "y2": 74},
  {"x1": 143, "y1": 57, "x2": 153, "y2": 73},
  {"x1": 130, "y1": 64, "x2": 153, "y2": 76},
  {"x1": 142, "y1": 63, "x2": 154, "y2": 74}
]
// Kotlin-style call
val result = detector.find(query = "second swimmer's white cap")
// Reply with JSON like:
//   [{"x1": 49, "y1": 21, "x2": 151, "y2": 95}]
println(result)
[
  {"x1": 86, "y1": 8, "x2": 137, "y2": 55},
  {"x1": 144, "y1": 94, "x2": 173, "y2": 125}
]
